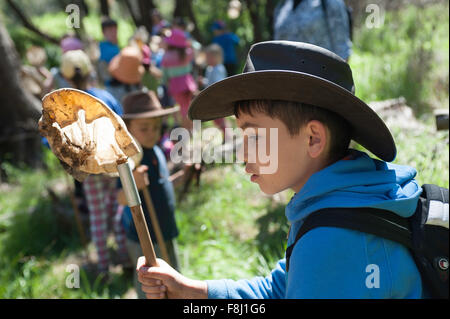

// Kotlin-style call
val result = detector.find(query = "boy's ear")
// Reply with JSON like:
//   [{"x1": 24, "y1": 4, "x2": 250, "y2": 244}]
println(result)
[{"x1": 305, "y1": 120, "x2": 328, "y2": 159}]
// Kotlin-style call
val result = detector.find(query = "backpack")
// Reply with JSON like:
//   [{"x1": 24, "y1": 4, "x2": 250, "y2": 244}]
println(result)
[
  {"x1": 321, "y1": 0, "x2": 354, "y2": 41},
  {"x1": 285, "y1": 184, "x2": 449, "y2": 299}
]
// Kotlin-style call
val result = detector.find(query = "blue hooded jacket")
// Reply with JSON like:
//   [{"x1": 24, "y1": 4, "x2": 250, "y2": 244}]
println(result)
[{"x1": 206, "y1": 150, "x2": 424, "y2": 298}]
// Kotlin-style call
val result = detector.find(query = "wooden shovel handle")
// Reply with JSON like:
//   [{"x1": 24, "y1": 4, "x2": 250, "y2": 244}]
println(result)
[
  {"x1": 142, "y1": 188, "x2": 171, "y2": 264},
  {"x1": 130, "y1": 205, "x2": 158, "y2": 267}
]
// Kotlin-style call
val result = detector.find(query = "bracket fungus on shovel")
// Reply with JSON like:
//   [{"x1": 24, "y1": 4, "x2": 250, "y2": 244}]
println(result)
[
  {"x1": 39, "y1": 88, "x2": 140, "y2": 181},
  {"x1": 39, "y1": 88, "x2": 158, "y2": 268}
]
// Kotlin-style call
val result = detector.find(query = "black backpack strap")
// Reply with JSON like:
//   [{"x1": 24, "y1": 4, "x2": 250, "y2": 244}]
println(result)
[
  {"x1": 285, "y1": 207, "x2": 412, "y2": 272},
  {"x1": 422, "y1": 184, "x2": 449, "y2": 203}
]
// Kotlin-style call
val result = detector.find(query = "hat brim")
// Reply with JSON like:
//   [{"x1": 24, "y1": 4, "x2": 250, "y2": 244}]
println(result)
[
  {"x1": 122, "y1": 106, "x2": 180, "y2": 119},
  {"x1": 188, "y1": 70, "x2": 397, "y2": 162}
]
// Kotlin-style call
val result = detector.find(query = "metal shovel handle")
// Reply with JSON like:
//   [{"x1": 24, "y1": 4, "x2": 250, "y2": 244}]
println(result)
[{"x1": 117, "y1": 161, "x2": 157, "y2": 267}]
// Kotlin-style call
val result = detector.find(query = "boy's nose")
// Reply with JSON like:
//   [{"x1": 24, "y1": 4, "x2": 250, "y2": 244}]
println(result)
[{"x1": 236, "y1": 136, "x2": 250, "y2": 163}]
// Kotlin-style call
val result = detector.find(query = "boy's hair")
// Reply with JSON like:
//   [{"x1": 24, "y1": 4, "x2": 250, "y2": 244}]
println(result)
[
  {"x1": 101, "y1": 18, "x2": 117, "y2": 31},
  {"x1": 234, "y1": 100, "x2": 352, "y2": 162},
  {"x1": 205, "y1": 44, "x2": 224, "y2": 64}
]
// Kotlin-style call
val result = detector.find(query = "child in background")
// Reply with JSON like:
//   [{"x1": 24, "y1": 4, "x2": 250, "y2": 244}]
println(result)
[
  {"x1": 161, "y1": 29, "x2": 198, "y2": 131},
  {"x1": 211, "y1": 20, "x2": 240, "y2": 76},
  {"x1": 199, "y1": 44, "x2": 230, "y2": 140},
  {"x1": 107, "y1": 46, "x2": 145, "y2": 104},
  {"x1": 50, "y1": 34, "x2": 84, "y2": 89},
  {"x1": 116, "y1": 90, "x2": 180, "y2": 299},
  {"x1": 202, "y1": 44, "x2": 227, "y2": 87},
  {"x1": 98, "y1": 18, "x2": 120, "y2": 86},
  {"x1": 59, "y1": 49, "x2": 128, "y2": 277}
]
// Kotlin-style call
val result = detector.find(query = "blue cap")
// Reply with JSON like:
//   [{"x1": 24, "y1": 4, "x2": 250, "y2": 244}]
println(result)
[{"x1": 211, "y1": 20, "x2": 226, "y2": 31}]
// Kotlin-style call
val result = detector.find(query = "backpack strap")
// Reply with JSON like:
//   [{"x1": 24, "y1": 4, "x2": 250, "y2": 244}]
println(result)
[{"x1": 285, "y1": 207, "x2": 412, "y2": 272}]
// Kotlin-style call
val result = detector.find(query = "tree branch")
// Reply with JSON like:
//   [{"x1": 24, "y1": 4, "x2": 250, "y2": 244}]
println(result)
[
  {"x1": 6, "y1": 0, "x2": 61, "y2": 45},
  {"x1": 123, "y1": 0, "x2": 142, "y2": 28}
]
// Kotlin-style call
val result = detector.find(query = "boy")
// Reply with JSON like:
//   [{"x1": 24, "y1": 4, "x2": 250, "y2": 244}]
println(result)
[
  {"x1": 211, "y1": 20, "x2": 240, "y2": 76},
  {"x1": 117, "y1": 90, "x2": 180, "y2": 298},
  {"x1": 136, "y1": 41, "x2": 423, "y2": 298},
  {"x1": 199, "y1": 43, "x2": 230, "y2": 140},
  {"x1": 98, "y1": 18, "x2": 120, "y2": 86},
  {"x1": 200, "y1": 44, "x2": 227, "y2": 88}
]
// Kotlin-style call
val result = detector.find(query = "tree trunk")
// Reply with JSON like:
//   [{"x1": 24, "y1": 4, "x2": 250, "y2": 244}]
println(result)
[
  {"x1": 100, "y1": 0, "x2": 110, "y2": 17},
  {"x1": 137, "y1": 0, "x2": 156, "y2": 34},
  {"x1": 266, "y1": 0, "x2": 277, "y2": 40},
  {"x1": 124, "y1": 0, "x2": 142, "y2": 27},
  {"x1": 245, "y1": 0, "x2": 264, "y2": 43},
  {"x1": 0, "y1": 18, "x2": 42, "y2": 169},
  {"x1": 173, "y1": 0, "x2": 203, "y2": 43}
]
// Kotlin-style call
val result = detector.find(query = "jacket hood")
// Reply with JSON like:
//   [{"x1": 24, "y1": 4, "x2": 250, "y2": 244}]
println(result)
[{"x1": 286, "y1": 150, "x2": 422, "y2": 224}]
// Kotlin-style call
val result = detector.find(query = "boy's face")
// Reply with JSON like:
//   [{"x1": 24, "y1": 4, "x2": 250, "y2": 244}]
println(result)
[
  {"x1": 103, "y1": 26, "x2": 118, "y2": 44},
  {"x1": 128, "y1": 117, "x2": 162, "y2": 149},
  {"x1": 236, "y1": 111, "x2": 328, "y2": 195},
  {"x1": 206, "y1": 52, "x2": 218, "y2": 66}
]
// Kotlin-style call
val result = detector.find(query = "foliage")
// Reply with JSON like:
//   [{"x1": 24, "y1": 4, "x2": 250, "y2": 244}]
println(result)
[{"x1": 350, "y1": 2, "x2": 449, "y2": 114}]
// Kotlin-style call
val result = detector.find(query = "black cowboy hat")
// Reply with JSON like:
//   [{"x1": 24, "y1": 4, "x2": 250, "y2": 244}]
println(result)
[{"x1": 188, "y1": 41, "x2": 396, "y2": 162}]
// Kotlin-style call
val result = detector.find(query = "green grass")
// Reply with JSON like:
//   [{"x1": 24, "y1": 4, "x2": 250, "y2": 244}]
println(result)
[{"x1": 350, "y1": 3, "x2": 449, "y2": 115}]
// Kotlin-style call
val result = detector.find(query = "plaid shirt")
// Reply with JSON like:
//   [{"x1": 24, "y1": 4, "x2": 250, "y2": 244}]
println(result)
[{"x1": 83, "y1": 174, "x2": 128, "y2": 272}]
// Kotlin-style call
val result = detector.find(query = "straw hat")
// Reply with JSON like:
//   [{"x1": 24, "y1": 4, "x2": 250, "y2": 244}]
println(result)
[
  {"x1": 60, "y1": 50, "x2": 92, "y2": 79},
  {"x1": 108, "y1": 46, "x2": 145, "y2": 84}
]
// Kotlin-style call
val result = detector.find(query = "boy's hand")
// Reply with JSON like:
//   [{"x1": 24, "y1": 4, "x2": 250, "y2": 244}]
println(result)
[
  {"x1": 137, "y1": 257, "x2": 208, "y2": 299},
  {"x1": 133, "y1": 165, "x2": 149, "y2": 190}
]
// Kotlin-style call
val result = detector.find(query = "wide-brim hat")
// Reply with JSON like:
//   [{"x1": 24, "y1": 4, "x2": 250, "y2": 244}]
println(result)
[
  {"x1": 188, "y1": 41, "x2": 397, "y2": 162},
  {"x1": 108, "y1": 46, "x2": 145, "y2": 84},
  {"x1": 121, "y1": 90, "x2": 179, "y2": 119},
  {"x1": 60, "y1": 49, "x2": 92, "y2": 79}
]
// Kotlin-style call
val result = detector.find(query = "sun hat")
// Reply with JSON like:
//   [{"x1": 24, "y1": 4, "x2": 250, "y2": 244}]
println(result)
[
  {"x1": 164, "y1": 29, "x2": 189, "y2": 48},
  {"x1": 108, "y1": 46, "x2": 145, "y2": 84},
  {"x1": 60, "y1": 49, "x2": 92, "y2": 79},
  {"x1": 121, "y1": 90, "x2": 179, "y2": 119},
  {"x1": 188, "y1": 41, "x2": 397, "y2": 162},
  {"x1": 60, "y1": 36, "x2": 83, "y2": 53}
]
